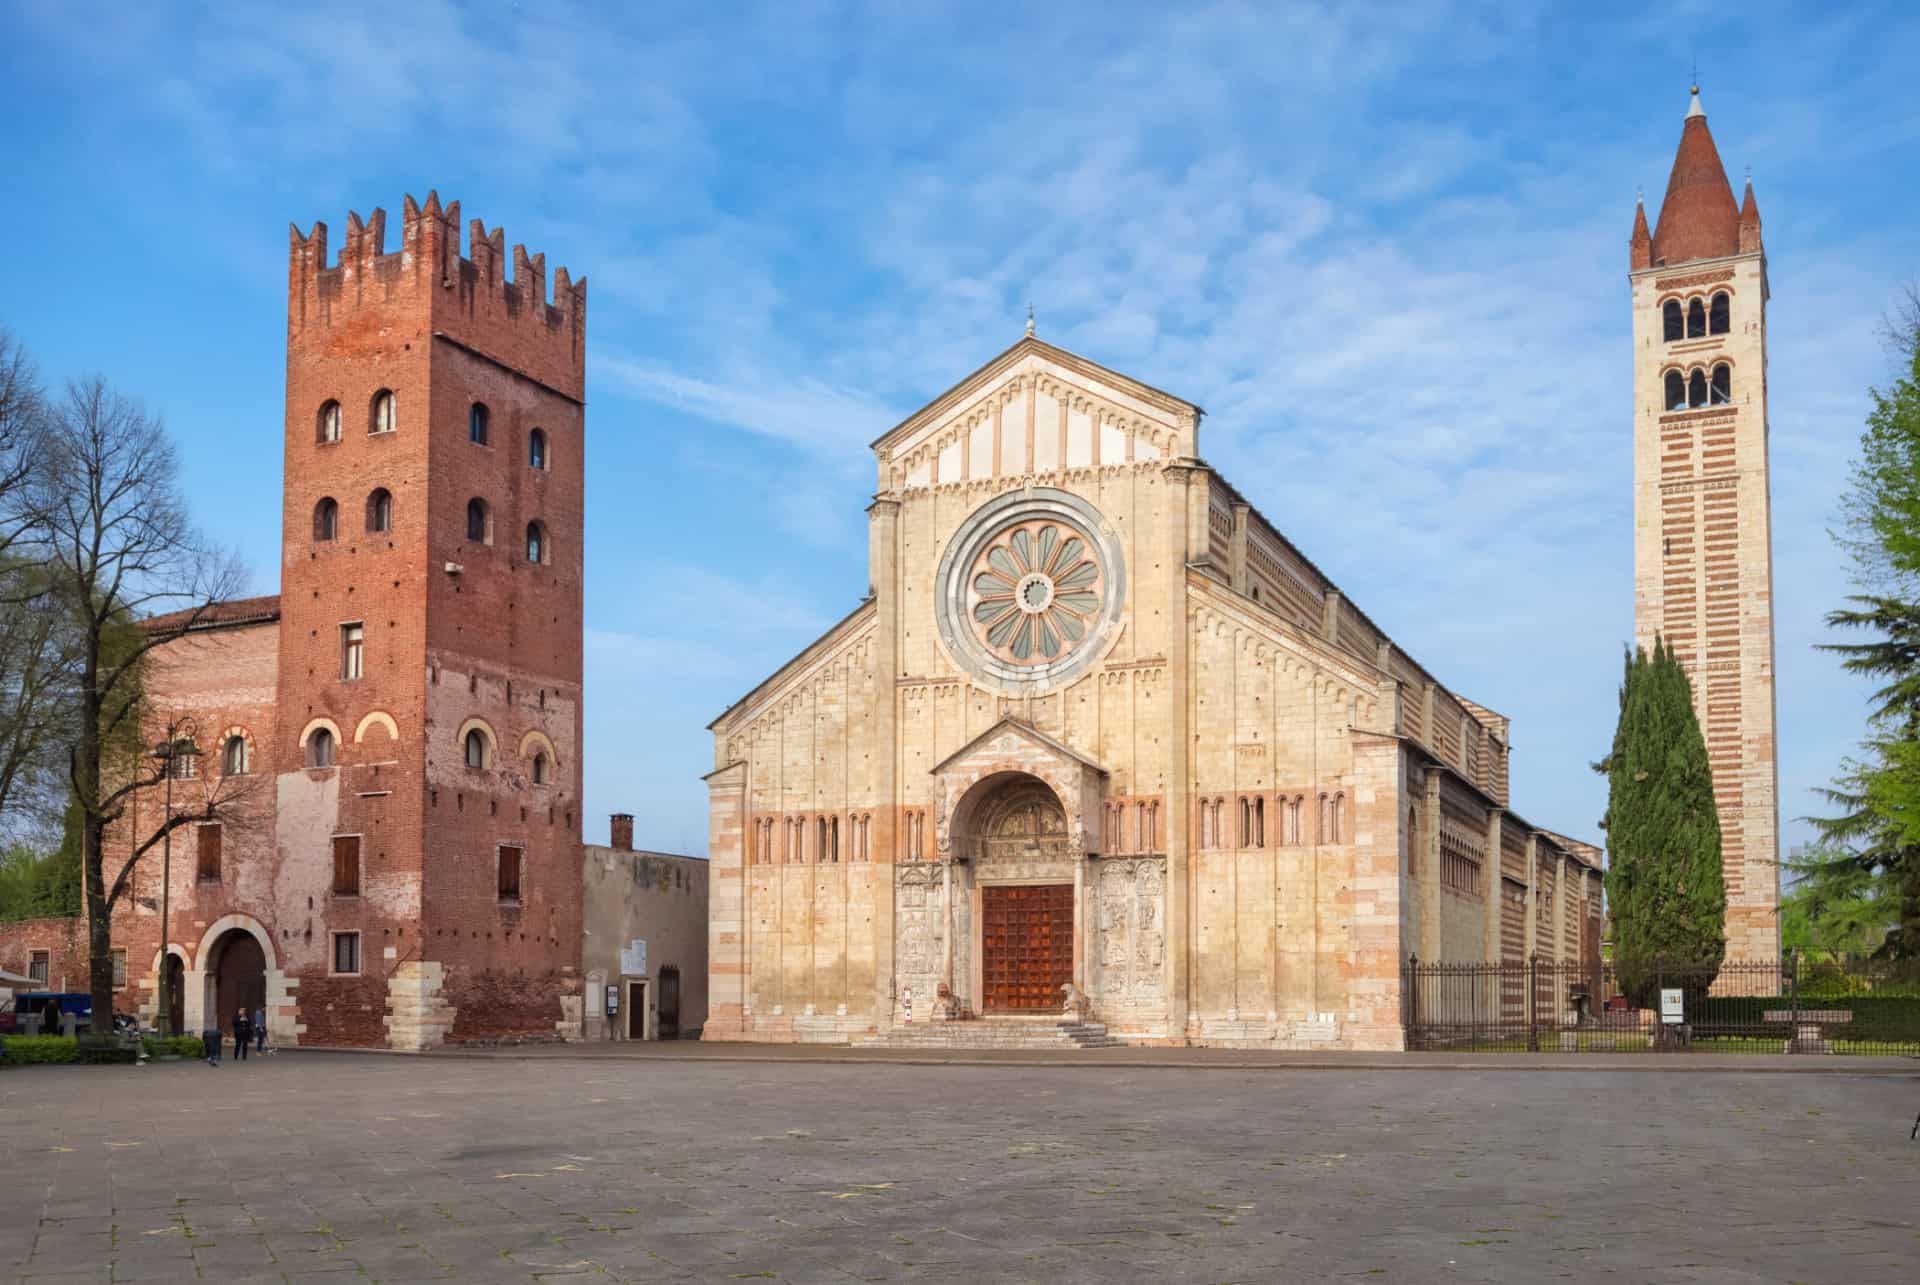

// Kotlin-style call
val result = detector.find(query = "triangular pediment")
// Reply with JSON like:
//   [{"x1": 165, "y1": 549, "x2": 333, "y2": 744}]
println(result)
[
  {"x1": 874, "y1": 337, "x2": 1202, "y2": 491},
  {"x1": 929, "y1": 716, "x2": 1107, "y2": 778}
]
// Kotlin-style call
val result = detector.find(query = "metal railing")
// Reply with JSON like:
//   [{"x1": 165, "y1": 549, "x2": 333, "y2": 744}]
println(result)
[{"x1": 1403, "y1": 953, "x2": 1920, "y2": 1055}]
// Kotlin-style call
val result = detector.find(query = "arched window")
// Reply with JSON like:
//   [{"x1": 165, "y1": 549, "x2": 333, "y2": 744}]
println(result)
[
  {"x1": 466, "y1": 498, "x2": 489, "y2": 543},
  {"x1": 1709, "y1": 291, "x2": 1730, "y2": 335},
  {"x1": 526, "y1": 521, "x2": 546, "y2": 564},
  {"x1": 222, "y1": 735, "x2": 249, "y2": 776},
  {"x1": 464, "y1": 728, "x2": 488, "y2": 769},
  {"x1": 317, "y1": 400, "x2": 341, "y2": 444},
  {"x1": 1662, "y1": 299, "x2": 1683, "y2": 342},
  {"x1": 313, "y1": 497, "x2": 338, "y2": 541},
  {"x1": 1665, "y1": 370, "x2": 1686, "y2": 411},
  {"x1": 366, "y1": 488, "x2": 392, "y2": 533},
  {"x1": 469, "y1": 402, "x2": 490, "y2": 445},
  {"x1": 1710, "y1": 363, "x2": 1731, "y2": 405},
  {"x1": 531, "y1": 751, "x2": 548, "y2": 785},
  {"x1": 529, "y1": 428, "x2": 548, "y2": 470},
  {"x1": 370, "y1": 390, "x2": 395, "y2": 435},
  {"x1": 1686, "y1": 298, "x2": 1706, "y2": 338},
  {"x1": 1253, "y1": 796, "x2": 1265, "y2": 849},
  {"x1": 1238, "y1": 797, "x2": 1250, "y2": 848},
  {"x1": 307, "y1": 728, "x2": 335, "y2": 768},
  {"x1": 1688, "y1": 369, "x2": 1708, "y2": 409}
]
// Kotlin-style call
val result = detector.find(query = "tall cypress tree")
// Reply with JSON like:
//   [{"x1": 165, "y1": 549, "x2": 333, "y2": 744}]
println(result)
[{"x1": 1599, "y1": 637, "x2": 1726, "y2": 1002}]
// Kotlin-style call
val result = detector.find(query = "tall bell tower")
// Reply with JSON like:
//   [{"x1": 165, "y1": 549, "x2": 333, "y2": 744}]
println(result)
[{"x1": 1628, "y1": 87, "x2": 1780, "y2": 959}]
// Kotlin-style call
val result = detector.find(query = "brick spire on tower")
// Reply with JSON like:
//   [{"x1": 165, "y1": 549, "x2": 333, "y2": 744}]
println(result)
[
  {"x1": 1630, "y1": 196, "x2": 1653, "y2": 271},
  {"x1": 1738, "y1": 175, "x2": 1764, "y2": 254},
  {"x1": 1650, "y1": 87, "x2": 1741, "y2": 266}
]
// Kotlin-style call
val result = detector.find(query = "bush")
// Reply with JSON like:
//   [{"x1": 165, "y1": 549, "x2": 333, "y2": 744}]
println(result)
[
  {"x1": 1694, "y1": 994, "x2": 1920, "y2": 1043},
  {"x1": 141, "y1": 1034, "x2": 204, "y2": 1059},
  {"x1": 1, "y1": 1035, "x2": 79, "y2": 1065}
]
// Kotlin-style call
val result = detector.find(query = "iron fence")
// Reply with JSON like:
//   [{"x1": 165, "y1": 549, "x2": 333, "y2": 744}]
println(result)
[{"x1": 1402, "y1": 953, "x2": 1920, "y2": 1056}]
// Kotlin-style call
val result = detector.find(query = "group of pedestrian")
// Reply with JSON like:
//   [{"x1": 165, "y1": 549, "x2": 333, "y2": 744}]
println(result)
[{"x1": 202, "y1": 1006, "x2": 268, "y2": 1066}]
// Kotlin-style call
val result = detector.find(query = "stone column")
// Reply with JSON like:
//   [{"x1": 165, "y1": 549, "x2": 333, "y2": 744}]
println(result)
[{"x1": 868, "y1": 494, "x2": 901, "y2": 1031}]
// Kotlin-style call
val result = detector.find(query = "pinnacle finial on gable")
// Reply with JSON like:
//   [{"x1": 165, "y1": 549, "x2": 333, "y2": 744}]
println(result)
[
  {"x1": 1025, "y1": 301, "x2": 1035, "y2": 338},
  {"x1": 1687, "y1": 84, "x2": 1705, "y2": 120}
]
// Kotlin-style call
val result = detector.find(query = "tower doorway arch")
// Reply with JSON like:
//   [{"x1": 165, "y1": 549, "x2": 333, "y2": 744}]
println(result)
[
  {"x1": 963, "y1": 774, "x2": 1076, "y2": 1014},
  {"x1": 206, "y1": 929, "x2": 266, "y2": 1033}
]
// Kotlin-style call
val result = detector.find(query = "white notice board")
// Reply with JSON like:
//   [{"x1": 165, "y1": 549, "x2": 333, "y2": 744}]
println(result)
[{"x1": 1659, "y1": 988, "x2": 1684, "y2": 1024}]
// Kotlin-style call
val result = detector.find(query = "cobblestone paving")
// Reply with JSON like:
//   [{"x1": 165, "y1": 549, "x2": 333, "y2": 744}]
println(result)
[{"x1": 5, "y1": 1056, "x2": 1917, "y2": 1283}]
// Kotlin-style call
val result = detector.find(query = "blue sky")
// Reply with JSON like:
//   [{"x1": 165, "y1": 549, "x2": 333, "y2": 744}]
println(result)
[{"x1": 4, "y1": 3, "x2": 1917, "y2": 856}]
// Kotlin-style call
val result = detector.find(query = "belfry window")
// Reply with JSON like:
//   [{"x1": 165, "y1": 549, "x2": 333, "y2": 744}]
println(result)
[
  {"x1": 469, "y1": 402, "x2": 490, "y2": 445},
  {"x1": 529, "y1": 428, "x2": 548, "y2": 470},
  {"x1": 525, "y1": 521, "x2": 546, "y2": 564},
  {"x1": 1710, "y1": 363, "x2": 1731, "y2": 405},
  {"x1": 318, "y1": 400, "x2": 341, "y2": 444},
  {"x1": 1687, "y1": 298, "x2": 1706, "y2": 338},
  {"x1": 1709, "y1": 291, "x2": 1730, "y2": 335},
  {"x1": 313, "y1": 497, "x2": 338, "y2": 541},
  {"x1": 465, "y1": 728, "x2": 488, "y2": 769},
  {"x1": 466, "y1": 498, "x2": 489, "y2": 543},
  {"x1": 1662, "y1": 299, "x2": 1684, "y2": 342},
  {"x1": 1688, "y1": 369, "x2": 1708, "y2": 409},
  {"x1": 1665, "y1": 371, "x2": 1686, "y2": 412}
]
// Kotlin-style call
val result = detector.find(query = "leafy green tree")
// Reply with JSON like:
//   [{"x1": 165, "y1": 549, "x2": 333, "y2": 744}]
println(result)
[{"x1": 1598, "y1": 637, "x2": 1726, "y2": 1001}]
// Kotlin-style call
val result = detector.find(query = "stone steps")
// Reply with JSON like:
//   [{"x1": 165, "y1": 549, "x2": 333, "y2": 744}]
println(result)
[{"x1": 857, "y1": 1020, "x2": 1124, "y2": 1050}]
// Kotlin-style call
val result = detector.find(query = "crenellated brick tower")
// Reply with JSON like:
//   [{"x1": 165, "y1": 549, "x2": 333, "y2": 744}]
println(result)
[
  {"x1": 282, "y1": 193, "x2": 587, "y2": 1044},
  {"x1": 1628, "y1": 89, "x2": 1780, "y2": 959}
]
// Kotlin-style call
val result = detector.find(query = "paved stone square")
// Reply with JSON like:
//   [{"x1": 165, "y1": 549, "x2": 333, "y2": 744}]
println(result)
[{"x1": 5, "y1": 1053, "x2": 1918, "y2": 1283}]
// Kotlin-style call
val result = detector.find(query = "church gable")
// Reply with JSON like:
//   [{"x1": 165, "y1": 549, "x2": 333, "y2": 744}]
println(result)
[{"x1": 876, "y1": 337, "x2": 1199, "y2": 492}]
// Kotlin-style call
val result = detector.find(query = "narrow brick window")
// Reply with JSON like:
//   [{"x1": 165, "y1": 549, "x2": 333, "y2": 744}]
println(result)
[
  {"x1": 341, "y1": 622, "x2": 364, "y2": 681},
  {"x1": 317, "y1": 399, "x2": 341, "y2": 444},
  {"x1": 112, "y1": 948, "x2": 127, "y2": 988},
  {"x1": 313, "y1": 497, "x2": 338, "y2": 542},
  {"x1": 221, "y1": 734, "x2": 249, "y2": 775},
  {"x1": 466, "y1": 498, "x2": 489, "y2": 543},
  {"x1": 1253, "y1": 796, "x2": 1265, "y2": 849},
  {"x1": 529, "y1": 427, "x2": 548, "y2": 470},
  {"x1": 307, "y1": 727, "x2": 335, "y2": 768},
  {"x1": 498, "y1": 844, "x2": 523, "y2": 902},
  {"x1": 332, "y1": 835, "x2": 361, "y2": 897},
  {"x1": 366, "y1": 488, "x2": 392, "y2": 533},
  {"x1": 464, "y1": 728, "x2": 488, "y2": 769},
  {"x1": 469, "y1": 402, "x2": 490, "y2": 445},
  {"x1": 370, "y1": 390, "x2": 395, "y2": 434},
  {"x1": 332, "y1": 932, "x2": 361, "y2": 975},
  {"x1": 526, "y1": 521, "x2": 546, "y2": 564},
  {"x1": 531, "y1": 751, "x2": 547, "y2": 785},
  {"x1": 196, "y1": 823, "x2": 223, "y2": 883},
  {"x1": 28, "y1": 951, "x2": 48, "y2": 985}
]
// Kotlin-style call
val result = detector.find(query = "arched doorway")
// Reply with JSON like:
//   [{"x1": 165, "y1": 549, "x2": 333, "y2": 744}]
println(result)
[
  {"x1": 206, "y1": 929, "x2": 265, "y2": 1033},
  {"x1": 973, "y1": 778, "x2": 1074, "y2": 1013},
  {"x1": 163, "y1": 954, "x2": 185, "y2": 1037}
]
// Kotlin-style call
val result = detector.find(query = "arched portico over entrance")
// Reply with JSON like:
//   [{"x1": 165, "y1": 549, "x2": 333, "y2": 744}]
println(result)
[{"x1": 184, "y1": 914, "x2": 297, "y2": 1043}]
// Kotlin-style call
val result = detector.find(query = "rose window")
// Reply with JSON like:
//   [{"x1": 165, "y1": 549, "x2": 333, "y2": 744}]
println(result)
[{"x1": 969, "y1": 522, "x2": 1103, "y2": 664}]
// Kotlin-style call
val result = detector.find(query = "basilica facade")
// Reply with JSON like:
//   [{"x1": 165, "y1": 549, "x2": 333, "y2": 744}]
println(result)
[{"x1": 705, "y1": 335, "x2": 1602, "y2": 1049}]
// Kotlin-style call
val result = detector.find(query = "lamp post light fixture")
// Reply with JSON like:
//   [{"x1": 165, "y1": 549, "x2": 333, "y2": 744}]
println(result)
[{"x1": 149, "y1": 718, "x2": 200, "y2": 1039}]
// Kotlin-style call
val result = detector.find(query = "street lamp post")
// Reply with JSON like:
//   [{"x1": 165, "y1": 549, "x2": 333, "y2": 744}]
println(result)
[{"x1": 150, "y1": 719, "x2": 199, "y2": 1039}]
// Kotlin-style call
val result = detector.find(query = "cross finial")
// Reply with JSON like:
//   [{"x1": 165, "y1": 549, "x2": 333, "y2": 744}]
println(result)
[{"x1": 1025, "y1": 302, "x2": 1035, "y2": 337}]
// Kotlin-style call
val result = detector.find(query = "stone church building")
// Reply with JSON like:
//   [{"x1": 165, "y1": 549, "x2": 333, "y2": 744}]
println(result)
[{"x1": 705, "y1": 332, "x2": 1604, "y2": 1050}]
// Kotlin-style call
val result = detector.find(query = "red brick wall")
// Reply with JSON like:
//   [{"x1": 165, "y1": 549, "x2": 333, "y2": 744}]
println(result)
[{"x1": 0, "y1": 917, "x2": 87, "y2": 994}]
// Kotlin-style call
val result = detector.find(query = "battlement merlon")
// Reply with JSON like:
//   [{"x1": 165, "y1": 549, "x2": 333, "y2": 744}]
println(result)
[{"x1": 287, "y1": 190, "x2": 587, "y2": 393}]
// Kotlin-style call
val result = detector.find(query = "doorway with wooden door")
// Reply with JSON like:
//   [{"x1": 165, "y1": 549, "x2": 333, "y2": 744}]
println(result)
[{"x1": 982, "y1": 883, "x2": 1073, "y2": 1012}]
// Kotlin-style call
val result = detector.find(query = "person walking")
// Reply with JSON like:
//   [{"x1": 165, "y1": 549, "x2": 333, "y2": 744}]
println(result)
[
  {"x1": 253, "y1": 1006, "x2": 266, "y2": 1055},
  {"x1": 232, "y1": 1008, "x2": 252, "y2": 1062},
  {"x1": 204, "y1": 1024, "x2": 222, "y2": 1066}
]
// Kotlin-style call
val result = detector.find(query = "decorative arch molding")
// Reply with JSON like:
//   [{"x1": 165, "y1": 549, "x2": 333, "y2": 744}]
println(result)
[
  {"x1": 180, "y1": 911, "x2": 299, "y2": 1039},
  {"x1": 456, "y1": 716, "x2": 498, "y2": 752},
  {"x1": 930, "y1": 717, "x2": 1108, "y2": 860},
  {"x1": 354, "y1": 710, "x2": 400, "y2": 744},
  {"x1": 193, "y1": 913, "x2": 279, "y2": 972},
  {"x1": 298, "y1": 716, "x2": 342, "y2": 748},
  {"x1": 518, "y1": 729, "x2": 559, "y2": 763}
]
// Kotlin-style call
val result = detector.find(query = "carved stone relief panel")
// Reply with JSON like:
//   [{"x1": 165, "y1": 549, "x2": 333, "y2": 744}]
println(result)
[
  {"x1": 894, "y1": 864, "x2": 944, "y2": 1005},
  {"x1": 1090, "y1": 855, "x2": 1167, "y2": 1010}
]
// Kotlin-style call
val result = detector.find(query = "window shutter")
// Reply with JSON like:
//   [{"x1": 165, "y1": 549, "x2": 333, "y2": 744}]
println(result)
[
  {"x1": 333, "y1": 836, "x2": 360, "y2": 896},
  {"x1": 197, "y1": 824, "x2": 223, "y2": 882}
]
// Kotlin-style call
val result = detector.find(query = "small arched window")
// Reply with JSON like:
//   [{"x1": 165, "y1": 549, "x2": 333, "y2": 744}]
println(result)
[
  {"x1": 1709, "y1": 291, "x2": 1730, "y2": 335},
  {"x1": 222, "y1": 735, "x2": 249, "y2": 776},
  {"x1": 1688, "y1": 369, "x2": 1708, "y2": 409},
  {"x1": 1253, "y1": 796, "x2": 1265, "y2": 849},
  {"x1": 1686, "y1": 298, "x2": 1706, "y2": 338},
  {"x1": 469, "y1": 403, "x2": 490, "y2": 445},
  {"x1": 1665, "y1": 371, "x2": 1686, "y2": 412},
  {"x1": 466, "y1": 498, "x2": 489, "y2": 543},
  {"x1": 531, "y1": 751, "x2": 548, "y2": 785},
  {"x1": 525, "y1": 521, "x2": 546, "y2": 564},
  {"x1": 317, "y1": 400, "x2": 341, "y2": 444},
  {"x1": 366, "y1": 488, "x2": 392, "y2": 533},
  {"x1": 307, "y1": 728, "x2": 335, "y2": 769},
  {"x1": 464, "y1": 728, "x2": 488, "y2": 769},
  {"x1": 1710, "y1": 363, "x2": 1731, "y2": 405},
  {"x1": 313, "y1": 497, "x2": 338, "y2": 541},
  {"x1": 370, "y1": 390, "x2": 395, "y2": 435},
  {"x1": 1662, "y1": 299, "x2": 1683, "y2": 342},
  {"x1": 529, "y1": 428, "x2": 548, "y2": 470}
]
